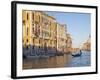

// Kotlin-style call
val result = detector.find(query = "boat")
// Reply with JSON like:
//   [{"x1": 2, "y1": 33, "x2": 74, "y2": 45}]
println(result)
[
  {"x1": 56, "y1": 54, "x2": 64, "y2": 56},
  {"x1": 71, "y1": 50, "x2": 82, "y2": 57},
  {"x1": 55, "y1": 52, "x2": 64, "y2": 56}
]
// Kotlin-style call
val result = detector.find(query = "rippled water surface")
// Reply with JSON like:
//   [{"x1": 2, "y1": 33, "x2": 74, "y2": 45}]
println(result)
[{"x1": 23, "y1": 51, "x2": 90, "y2": 69}]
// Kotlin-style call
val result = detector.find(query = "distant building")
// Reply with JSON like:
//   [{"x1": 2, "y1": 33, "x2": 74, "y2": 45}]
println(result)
[
  {"x1": 66, "y1": 34, "x2": 72, "y2": 53},
  {"x1": 72, "y1": 48, "x2": 80, "y2": 53},
  {"x1": 82, "y1": 35, "x2": 91, "y2": 51}
]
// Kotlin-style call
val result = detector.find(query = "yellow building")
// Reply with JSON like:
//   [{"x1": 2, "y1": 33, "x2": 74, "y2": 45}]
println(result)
[
  {"x1": 57, "y1": 23, "x2": 67, "y2": 53},
  {"x1": 82, "y1": 35, "x2": 91, "y2": 51},
  {"x1": 22, "y1": 10, "x2": 31, "y2": 48},
  {"x1": 41, "y1": 12, "x2": 57, "y2": 53},
  {"x1": 22, "y1": 10, "x2": 73, "y2": 57},
  {"x1": 22, "y1": 10, "x2": 57, "y2": 56},
  {"x1": 66, "y1": 33, "x2": 72, "y2": 53},
  {"x1": 49, "y1": 15, "x2": 57, "y2": 52}
]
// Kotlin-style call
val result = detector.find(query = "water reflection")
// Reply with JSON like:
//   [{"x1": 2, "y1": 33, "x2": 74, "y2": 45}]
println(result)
[
  {"x1": 23, "y1": 51, "x2": 90, "y2": 69},
  {"x1": 66, "y1": 51, "x2": 91, "y2": 67}
]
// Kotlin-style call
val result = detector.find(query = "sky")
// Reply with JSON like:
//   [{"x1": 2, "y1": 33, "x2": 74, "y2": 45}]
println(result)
[{"x1": 46, "y1": 11, "x2": 91, "y2": 48}]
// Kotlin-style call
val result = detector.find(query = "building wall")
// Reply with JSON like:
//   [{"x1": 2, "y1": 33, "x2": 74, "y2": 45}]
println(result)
[
  {"x1": 82, "y1": 36, "x2": 91, "y2": 51},
  {"x1": 49, "y1": 17, "x2": 57, "y2": 50},
  {"x1": 66, "y1": 34, "x2": 72, "y2": 53},
  {"x1": 57, "y1": 23, "x2": 67, "y2": 53},
  {"x1": 22, "y1": 10, "x2": 31, "y2": 48},
  {"x1": 23, "y1": 10, "x2": 58, "y2": 55},
  {"x1": 41, "y1": 12, "x2": 51, "y2": 49},
  {"x1": 22, "y1": 10, "x2": 71, "y2": 55}
]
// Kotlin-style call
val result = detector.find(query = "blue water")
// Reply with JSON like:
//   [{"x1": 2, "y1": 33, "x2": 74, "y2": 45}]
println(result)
[
  {"x1": 66, "y1": 51, "x2": 91, "y2": 67},
  {"x1": 23, "y1": 51, "x2": 91, "y2": 69}
]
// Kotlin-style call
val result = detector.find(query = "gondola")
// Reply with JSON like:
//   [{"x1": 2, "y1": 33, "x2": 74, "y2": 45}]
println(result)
[{"x1": 71, "y1": 50, "x2": 82, "y2": 57}]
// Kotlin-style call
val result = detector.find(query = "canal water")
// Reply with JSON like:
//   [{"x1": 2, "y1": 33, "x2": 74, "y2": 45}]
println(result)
[{"x1": 23, "y1": 51, "x2": 90, "y2": 69}]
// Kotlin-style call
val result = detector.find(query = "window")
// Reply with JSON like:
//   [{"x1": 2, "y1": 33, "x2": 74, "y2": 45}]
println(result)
[
  {"x1": 33, "y1": 39, "x2": 34, "y2": 43},
  {"x1": 39, "y1": 40, "x2": 40, "y2": 44},
  {"x1": 26, "y1": 39, "x2": 29, "y2": 50},
  {"x1": 32, "y1": 45, "x2": 34, "y2": 49},
  {"x1": 50, "y1": 40, "x2": 52, "y2": 45},
  {"x1": 27, "y1": 27, "x2": 28, "y2": 35},
  {"x1": 39, "y1": 46, "x2": 40, "y2": 49},
  {"x1": 39, "y1": 15, "x2": 40, "y2": 22},
  {"x1": 26, "y1": 39, "x2": 28, "y2": 43},
  {"x1": 26, "y1": 45, "x2": 29, "y2": 50},
  {"x1": 32, "y1": 39, "x2": 34, "y2": 49},
  {"x1": 32, "y1": 13, "x2": 34, "y2": 21},
  {"x1": 23, "y1": 20, "x2": 25, "y2": 25},
  {"x1": 32, "y1": 23, "x2": 34, "y2": 26},
  {"x1": 32, "y1": 27, "x2": 34, "y2": 34},
  {"x1": 27, "y1": 13, "x2": 29, "y2": 20},
  {"x1": 42, "y1": 16, "x2": 43, "y2": 23}
]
